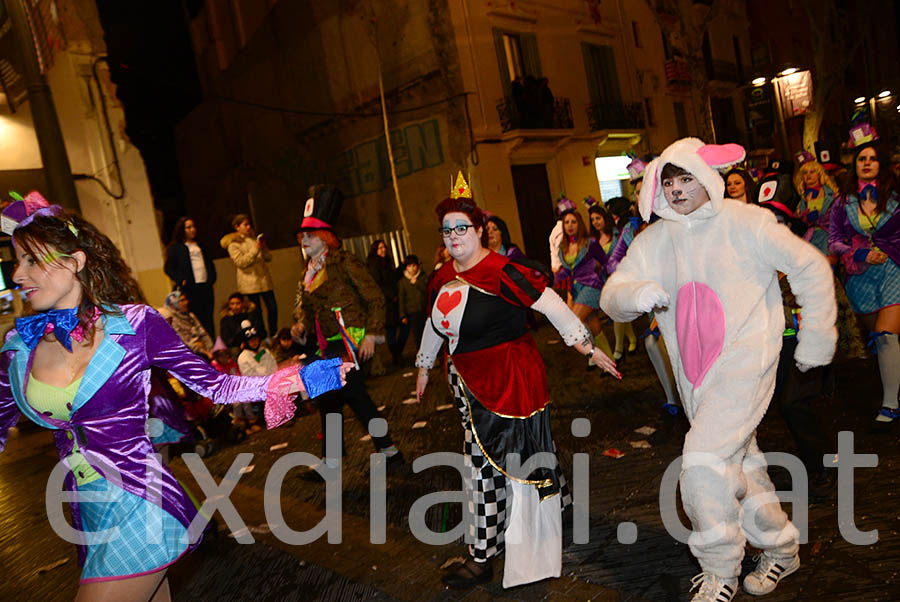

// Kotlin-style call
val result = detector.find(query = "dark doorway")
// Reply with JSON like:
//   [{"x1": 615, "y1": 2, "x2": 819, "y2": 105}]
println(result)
[{"x1": 510, "y1": 164, "x2": 555, "y2": 265}]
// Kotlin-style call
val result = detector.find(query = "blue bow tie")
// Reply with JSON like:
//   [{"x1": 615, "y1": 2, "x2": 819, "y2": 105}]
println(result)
[
  {"x1": 804, "y1": 187, "x2": 820, "y2": 199},
  {"x1": 16, "y1": 308, "x2": 81, "y2": 351},
  {"x1": 860, "y1": 184, "x2": 879, "y2": 201}
]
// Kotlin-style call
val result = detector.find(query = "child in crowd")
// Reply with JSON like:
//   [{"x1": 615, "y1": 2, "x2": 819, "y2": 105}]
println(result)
[
  {"x1": 211, "y1": 336, "x2": 260, "y2": 435},
  {"x1": 236, "y1": 321, "x2": 277, "y2": 433},
  {"x1": 397, "y1": 254, "x2": 428, "y2": 350},
  {"x1": 272, "y1": 327, "x2": 308, "y2": 367},
  {"x1": 601, "y1": 138, "x2": 836, "y2": 601},
  {"x1": 220, "y1": 292, "x2": 266, "y2": 353}
]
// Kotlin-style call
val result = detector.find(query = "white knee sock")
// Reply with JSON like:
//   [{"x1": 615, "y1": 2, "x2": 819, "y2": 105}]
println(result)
[
  {"x1": 875, "y1": 333, "x2": 900, "y2": 420},
  {"x1": 646, "y1": 334, "x2": 678, "y2": 407}
]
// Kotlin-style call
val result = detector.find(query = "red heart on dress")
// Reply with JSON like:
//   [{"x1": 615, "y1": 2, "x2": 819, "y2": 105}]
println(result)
[
  {"x1": 436, "y1": 290, "x2": 462, "y2": 317},
  {"x1": 441, "y1": 319, "x2": 450, "y2": 329}
]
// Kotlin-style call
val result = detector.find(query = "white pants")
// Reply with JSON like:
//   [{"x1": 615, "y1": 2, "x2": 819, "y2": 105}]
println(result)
[{"x1": 680, "y1": 432, "x2": 799, "y2": 578}]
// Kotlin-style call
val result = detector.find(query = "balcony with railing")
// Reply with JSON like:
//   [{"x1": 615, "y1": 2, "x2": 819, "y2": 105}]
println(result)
[
  {"x1": 496, "y1": 96, "x2": 574, "y2": 132},
  {"x1": 586, "y1": 101, "x2": 645, "y2": 131}
]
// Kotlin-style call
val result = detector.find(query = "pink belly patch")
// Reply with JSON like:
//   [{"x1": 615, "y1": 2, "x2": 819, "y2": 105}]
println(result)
[{"x1": 675, "y1": 281, "x2": 725, "y2": 388}]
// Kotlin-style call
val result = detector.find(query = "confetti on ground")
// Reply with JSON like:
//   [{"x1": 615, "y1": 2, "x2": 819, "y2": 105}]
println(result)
[
  {"x1": 547, "y1": 339, "x2": 560, "y2": 345},
  {"x1": 402, "y1": 397, "x2": 419, "y2": 405},
  {"x1": 228, "y1": 527, "x2": 250, "y2": 538},
  {"x1": 269, "y1": 442, "x2": 288, "y2": 451},
  {"x1": 360, "y1": 434, "x2": 372, "y2": 442},
  {"x1": 435, "y1": 404, "x2": 453, "y2": 411},
  {"x1": 247, "y1": 523, "x2": 271, "y2": 534},
  {"x1": 440, "y1": 556, "x2": 467, "y2": 569},
  {"x1": 602, "y1": 448, "x2": 625, "y2": 459},
  {"x1": 630, "y1": 440, "x2": 652, "y2": 449},
  {"x1": 377, "y1": 405, "x2": 386, "y2": 411},
  {"x1": 403, "y1": 372, "x2": 414, "y2": 377},
  {"x1": 412, "y1": 421, "x2": 427, "y2": 429},
  {"x1": 35, "y1": 558, "x2": 69, "y2": 574},
  {"x1": 634, "y1": 426, "x2": 657, "y2": 436},
  {"x1": 239, "y1": 464, "x2": 255, "y2": 474}
]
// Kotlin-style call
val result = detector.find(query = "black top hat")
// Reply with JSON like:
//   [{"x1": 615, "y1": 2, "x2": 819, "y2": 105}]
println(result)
[
  {"x1": 299, "y1": 186, "x2": 344, "y2": 232},
  {"x1": 240, "y1": 319, "x2": 260, "y2": 342},
  {"x1": 814, "y1": 140, "x2": 842, "y2": 171},
  {"x1": 757, "y1": 174, "x2": 806, "y2": 236}
]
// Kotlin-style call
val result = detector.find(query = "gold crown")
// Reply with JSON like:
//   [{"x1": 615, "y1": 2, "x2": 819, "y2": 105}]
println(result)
[{"x1": 450, "y1": 171, "x2": 472, "y2": 199}]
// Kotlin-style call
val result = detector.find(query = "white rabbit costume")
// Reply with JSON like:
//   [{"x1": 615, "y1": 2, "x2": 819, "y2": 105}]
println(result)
[{"x1": 600, "y1": 138, "x2": 837, "y2": 578}]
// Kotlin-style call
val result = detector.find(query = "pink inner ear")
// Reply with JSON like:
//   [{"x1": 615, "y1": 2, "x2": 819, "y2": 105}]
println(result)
[{"x1": 697, "y1": 143, "x2": 745, "y2": 168}]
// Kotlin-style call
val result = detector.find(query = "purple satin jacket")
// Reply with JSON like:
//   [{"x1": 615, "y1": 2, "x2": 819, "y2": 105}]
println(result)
[
  {"x1": 829, "y1": 193, "x2": 900, "y2": 272},
  {"x1": 554, "y1": 238, "x2": 606, "y2": 289},
  {"x1": 0, "y1": 304, "x2": 273, "y2": 564}
]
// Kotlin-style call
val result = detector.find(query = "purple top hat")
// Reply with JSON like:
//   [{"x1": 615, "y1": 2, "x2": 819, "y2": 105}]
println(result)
[
  {"x1": 848, "y1": 123, "x2": 878, "y2": 150},
  {"x1": 794, "y1": 150, "x2": 816, "y2": 167},
  {"x1": 582, "y1": 196, "x2": 600, "y2": 210},
  {"x1": 556, "y1": 195, "x2": 576, "y2": 217},
  {"x1": 627, "y1": 156, "x2": 648, "y2": 182}
]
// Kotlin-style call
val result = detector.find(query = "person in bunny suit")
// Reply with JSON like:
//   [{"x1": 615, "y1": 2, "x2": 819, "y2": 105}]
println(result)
[{"x1": 600, "y1": 138, "x2": 837, "y2": 601}]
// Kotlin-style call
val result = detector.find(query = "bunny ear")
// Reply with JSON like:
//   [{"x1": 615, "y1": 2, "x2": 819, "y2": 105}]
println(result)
[
  {"x1": 638, "y1": 160, "x2": 660, "y2": 222},
  {"x1": 696, "y1": 143, "x2": 745, "y2": 169}
]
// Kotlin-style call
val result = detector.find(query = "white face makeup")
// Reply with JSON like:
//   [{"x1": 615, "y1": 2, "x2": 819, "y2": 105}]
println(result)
[
  {"x1": 301, "y1": 231, "x2": 326, "y2": 258},
  {"x1": 726, "y1": 173, "x2": 746, "y2": 201},
  {"x1": 856, "y1": 147, "x2": 879, "y2": 182},
  {"x1": 442, "y1": 212, "x2": 483, "y2": 263},
  {"x1": 13, "y1": 244, "x2": 84, "y2": 312},
  {"x1": 662, "y1": 171, "x2": 711, "y2": 215}
]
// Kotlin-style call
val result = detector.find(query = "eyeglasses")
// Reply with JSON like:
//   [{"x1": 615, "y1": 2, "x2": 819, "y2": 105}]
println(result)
[{"x1": 438, "y1": 224, "x2": 475, "y2": 237}]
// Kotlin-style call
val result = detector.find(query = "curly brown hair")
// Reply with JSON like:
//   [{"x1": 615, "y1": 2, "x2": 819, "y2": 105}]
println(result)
[{"x1": 13, "y1": 210, "x2": 146, "y2": 341}]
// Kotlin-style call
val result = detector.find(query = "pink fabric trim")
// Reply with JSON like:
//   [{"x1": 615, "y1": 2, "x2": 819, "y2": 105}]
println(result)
[
  {"x1": 78, "y1": 547, "x2": 188, "y2": 584},
  {"x1": 764, "y1": 201, "x2": 794, "y2": 217},
  {"x1": 300, "y1": 217, "x2": 331, "y2": 230},
  {"x1": 858, "y1": 302, "x2": 900, "y2": 316},
  {"x1": 675, "y1": 282, "x2": 725, "y2": 388},
  {"x1": 696, "y1": 143, "x2": 745, "y2": 168},
  {"x1": 264, "y1": 367, "x2": 301, "y2": 428}
]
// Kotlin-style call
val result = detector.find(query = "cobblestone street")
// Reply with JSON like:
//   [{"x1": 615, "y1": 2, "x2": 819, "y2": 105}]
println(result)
[{"x1": 2, "y1": 322, "x2": 898, "y2": 601}]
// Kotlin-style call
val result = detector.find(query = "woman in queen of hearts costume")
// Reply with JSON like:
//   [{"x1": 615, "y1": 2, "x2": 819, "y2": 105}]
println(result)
[
  {"x1": 415, "y1": 177, "x2": 619, "y2": 589},
  {"x1": 0, "y1": 192, "x2": 348, "y2": 601},
  {"x1": 600, "y1": 138, "x2": 836, "y2": 601}
]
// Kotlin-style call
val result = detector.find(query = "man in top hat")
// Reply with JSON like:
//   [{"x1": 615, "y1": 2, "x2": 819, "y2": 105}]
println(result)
[{"x1": 291, "y1": 185, "x2": 403, "y2": 480}]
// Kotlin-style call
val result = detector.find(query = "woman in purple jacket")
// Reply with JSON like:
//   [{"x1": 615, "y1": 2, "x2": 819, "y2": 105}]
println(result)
[
  {"x1": 551, "y1": 198, "x2": 613, "y2": 363},
  {"x1": 829, "y1": 125, "x2": 900, "y2": 427},
  {"x1": 0, "y1": 193, "x2": 346, "y2": 601}
]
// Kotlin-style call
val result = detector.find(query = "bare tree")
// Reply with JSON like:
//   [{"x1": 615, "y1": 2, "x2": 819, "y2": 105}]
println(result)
[
  {"x1": 801, "y1": 0, "x2": 875, "y2": 150},
  {"x1": 643, "y1": 0, "x2": 724, "y2": 141}
]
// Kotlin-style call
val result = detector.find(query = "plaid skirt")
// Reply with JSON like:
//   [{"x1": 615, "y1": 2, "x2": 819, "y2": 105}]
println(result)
[
  {"x1": 844, "y1": 257, "x2": 900, "y2": 314},
  {"x1": 78, "y1": 477, "x2": 189, "y2": 583}
]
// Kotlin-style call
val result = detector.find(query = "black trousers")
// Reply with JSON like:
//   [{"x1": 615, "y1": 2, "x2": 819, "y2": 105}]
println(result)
[
  {"x1": 247, "y1": 290, "x2": 278, "y2": 339},
  {"x1": 774, "y1": 337, "x2": 834, "y2": 473},
  {"x1": 184, "y1": 282, "x2": 215, "y2": 338},
  {"x1": 317, "y1": 358, "x2": 393, "y2": 457}
]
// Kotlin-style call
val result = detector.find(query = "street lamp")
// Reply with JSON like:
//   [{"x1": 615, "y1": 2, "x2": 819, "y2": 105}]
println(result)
[
  {"x1": 779, "y1": 66, "x2": 798, "y2": 76},
  {"x1": 854, "y1": 96, "x2": 867, "y2": 104},
  {"x1": 751, "y1": 76, "x2": 766, "y2": 86},
  {"x1": 877, "y1": 90, "x2": 892, "y2": 99}
]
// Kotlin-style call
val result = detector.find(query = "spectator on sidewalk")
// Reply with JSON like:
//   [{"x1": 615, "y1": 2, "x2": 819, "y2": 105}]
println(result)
[
  {"x1": 397, "y1": 254, "x2": 427, "y2": 351},
  {"x1": 165, "y1": 216, "x2": 217, "y2": 337},
  {"x1": 219, "y1": 292, "x2": 265, "y2": 355},
  {"x1": 220, "y1": 214, "x2": 277, "y2": 339},
  {"x1": 165, "y1": 290, "x2": 214, "y2": 360}
]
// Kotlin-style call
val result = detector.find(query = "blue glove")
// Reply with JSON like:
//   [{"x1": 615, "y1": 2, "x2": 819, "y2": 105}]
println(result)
[
  {"x1": 853, "y1": 248, "x2": 870, "y2": 263},
  {"x1": 299, "y1": 357, "x2": 344, "y2": 398},
  {"x1": 806, "y1": 210, "x2": 819, "y2": 223}
]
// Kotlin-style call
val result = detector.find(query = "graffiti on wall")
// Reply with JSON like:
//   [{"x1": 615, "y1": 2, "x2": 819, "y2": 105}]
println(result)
[
  {"x1": 274, "y1": 118, "x2": 444, "y2": 198},
  {"x1": 335, "y1": 118, "x2": 444, "y2": 196}
]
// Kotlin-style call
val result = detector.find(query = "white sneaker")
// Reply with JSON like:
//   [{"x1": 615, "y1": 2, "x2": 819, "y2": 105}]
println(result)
[
  {"x1": 690, "y1": 572, "x2": 737, "y2": 602},
  {"x1": 742, "y1": 551, "x2": 799, "y2": 595}
]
